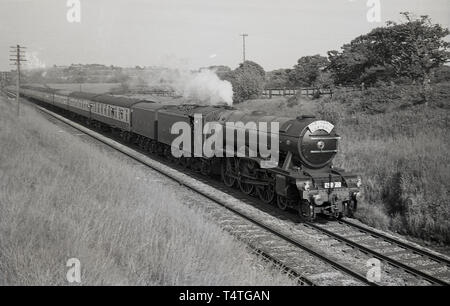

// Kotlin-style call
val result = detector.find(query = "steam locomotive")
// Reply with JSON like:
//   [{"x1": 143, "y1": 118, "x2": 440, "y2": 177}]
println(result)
[{"x1": 18, "y1": 86, "x2": 361, "y2": 221}]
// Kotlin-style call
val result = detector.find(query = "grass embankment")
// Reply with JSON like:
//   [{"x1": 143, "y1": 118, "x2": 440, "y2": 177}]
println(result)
[
  {"x1": 0, "y1": 96, "x2": 295, "y2": 285},
  {"x1": 238, "y1": 84, "x2": 450, "y2": 245}
]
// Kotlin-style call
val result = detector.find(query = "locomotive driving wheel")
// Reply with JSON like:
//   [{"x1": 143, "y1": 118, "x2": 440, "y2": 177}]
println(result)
[
  {"x1": 221, "y1": 158, "x2": 237, "y2": 187},
  {"x1": 256, "y1": 172, "x2": 275, "y2": 204},
  {"x1": 238, "y1": 160, "x2": 256, "y2": 195}
]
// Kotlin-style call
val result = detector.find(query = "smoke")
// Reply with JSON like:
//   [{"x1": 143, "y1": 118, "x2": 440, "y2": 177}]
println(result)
[
  {"x1": 174, "y1": 69, "x2": 233, "y2": 106},
  {"x1": 142, "y1": 67, "x2": 233, "y2": 106},
  {"x1": 133, "y1": 55, "x2": 233, "y2": 106},
  {"x1": 25, "y1": 51, "x2": 46, "y2": 70}
]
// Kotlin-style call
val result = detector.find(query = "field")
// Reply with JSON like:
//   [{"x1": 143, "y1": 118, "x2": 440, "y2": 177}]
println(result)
[
  {"x1": 237, "y1": 85, "x2": 450, "y2": 246},
  {"x1": 0, "y1": 95, "x2": 295, "y2": 285}
]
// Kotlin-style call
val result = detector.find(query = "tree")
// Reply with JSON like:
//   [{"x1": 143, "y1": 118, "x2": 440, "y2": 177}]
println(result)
[
  {"x1": 288, "y1": 55, "x2": 329, "y2": 87},
  {"x1": 328, "y1": 13, "x2": 450, "y2": 85},
  {"x1": 207, "y1": 65, "x2": 232, "y2": 79},
  {"x1": 265, "y1": 69, "x2": 292, "y2": 88},
  {"x1": 224, "y1": 61, "x2": 266, "y2": 102}
]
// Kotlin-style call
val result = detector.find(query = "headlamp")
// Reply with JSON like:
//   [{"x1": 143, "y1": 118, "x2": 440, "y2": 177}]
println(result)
[
  {"x1": 356, "y1": 177, "x2": 362, "y2": 188},
  {"x1": 296, "y1": 180, "x2": 312, "y2": 191}
]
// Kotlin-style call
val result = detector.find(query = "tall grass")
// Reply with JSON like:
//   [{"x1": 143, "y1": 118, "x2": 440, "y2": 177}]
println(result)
[
  {"x1": 335, "y1": 108, "x2": 450, "y2": 243},
  {"x1": 0, "y1": 98, "x2": 295, "y2": 285}
]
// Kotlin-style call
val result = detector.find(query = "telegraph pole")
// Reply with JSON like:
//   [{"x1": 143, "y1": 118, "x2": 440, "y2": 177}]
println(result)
[
  {"x1": 240, "y1": 33, "x2": 248, "y2": 63},
  {"x1": 9, "y1": 45, "x2": 26, "y2": 116}
]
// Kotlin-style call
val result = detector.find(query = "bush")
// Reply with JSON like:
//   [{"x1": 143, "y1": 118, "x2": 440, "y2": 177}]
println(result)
[
  {"x1": 224, "y1": 61, "x2": 266, "y2": 103},
  {"x1": 328, "y1": 83, "x2": 448, "y2": 115}
]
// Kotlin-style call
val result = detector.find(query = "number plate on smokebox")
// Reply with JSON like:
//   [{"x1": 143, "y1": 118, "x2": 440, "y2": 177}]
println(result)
[{"x1": 324, "y1": 182, "x2": 342, "y2": 189}]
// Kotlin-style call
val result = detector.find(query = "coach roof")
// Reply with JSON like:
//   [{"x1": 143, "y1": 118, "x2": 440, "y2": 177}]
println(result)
[{"x1": 68, "y1": 92, "x2": 155, "y2": 108}]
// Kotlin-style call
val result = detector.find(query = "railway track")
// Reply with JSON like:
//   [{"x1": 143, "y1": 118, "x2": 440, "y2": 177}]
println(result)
[
  {"x1": 208, "y1": 174, "x2": 450, "y2": 285},
  {"x1": 2, "y1": 91, "x2": 377, "y2": 286},
  {"x1": 304, "y1": 219, "x2": 450, "y2": 285},
  {"x1": 6, "y1": 90, "x2": 449, "y2": 285},
  {"x1": 205, "y1": 179, "x2": 450, "y2": 286}
]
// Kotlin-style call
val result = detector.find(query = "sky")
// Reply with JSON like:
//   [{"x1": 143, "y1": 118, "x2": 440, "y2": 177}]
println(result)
[{"x1": 0, "y1": 0, "x2": 449, "y2": 71}]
